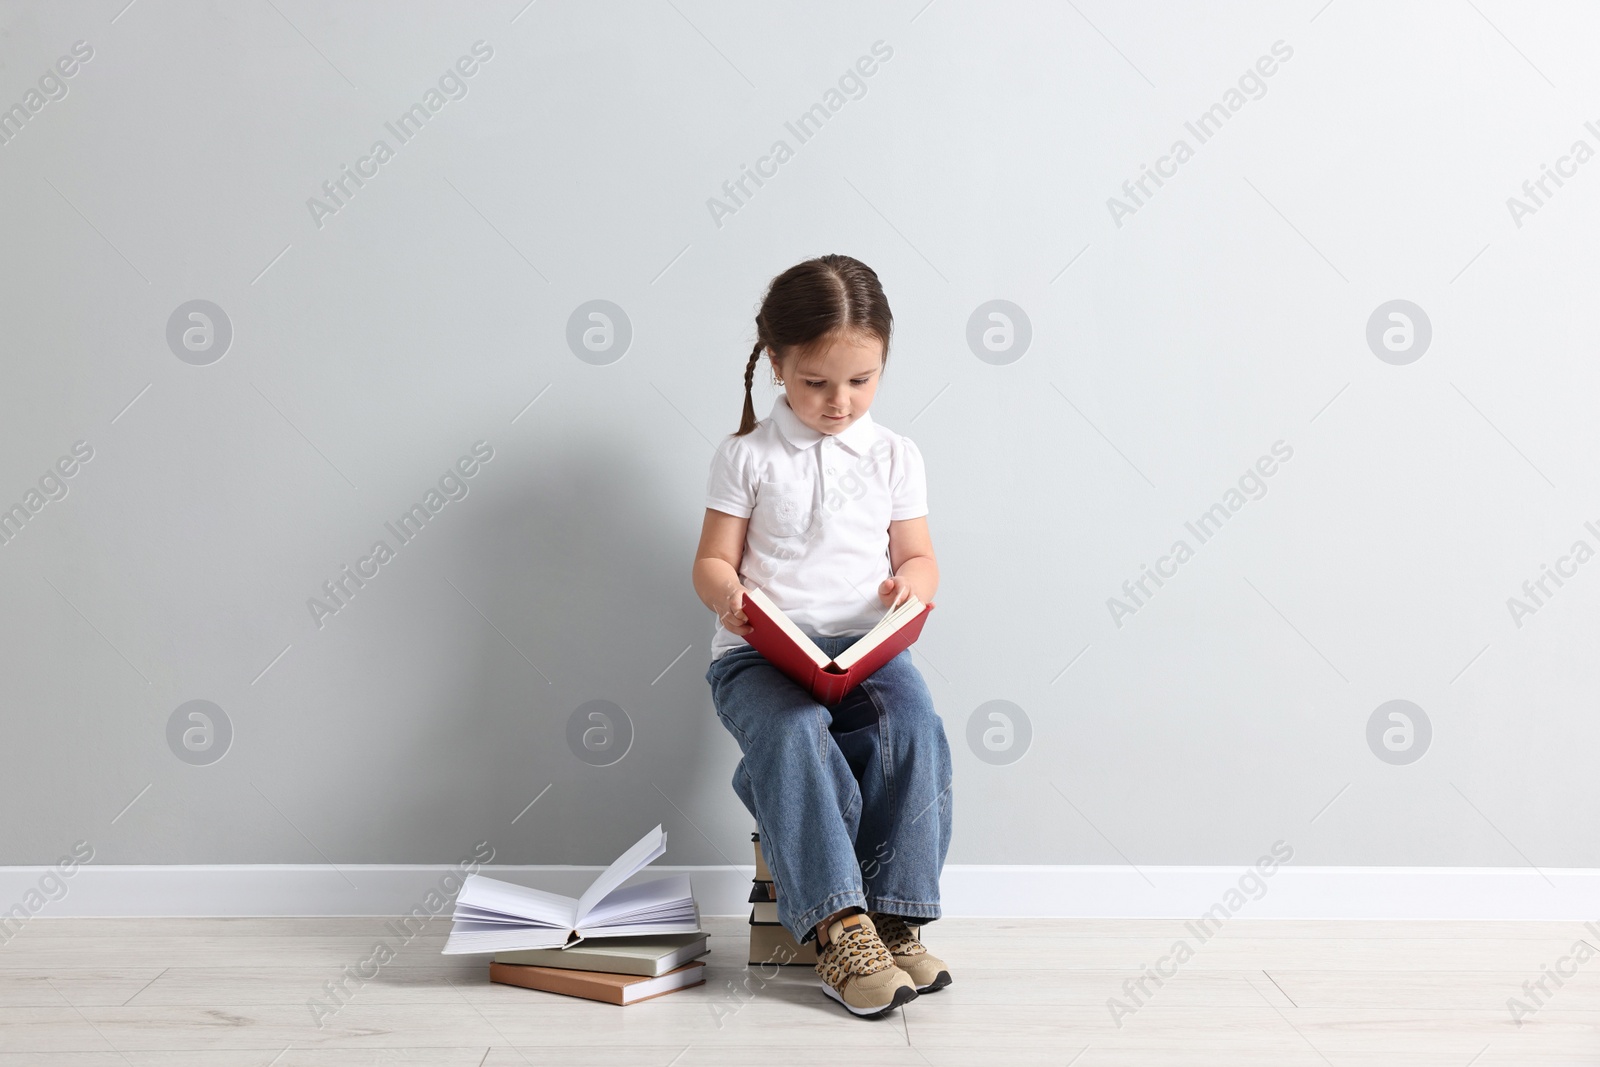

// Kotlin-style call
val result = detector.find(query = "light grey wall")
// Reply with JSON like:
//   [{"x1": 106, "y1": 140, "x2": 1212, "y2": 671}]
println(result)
[{"x1": 2, "y1": 0, "x2": 1595, "y2": 872}]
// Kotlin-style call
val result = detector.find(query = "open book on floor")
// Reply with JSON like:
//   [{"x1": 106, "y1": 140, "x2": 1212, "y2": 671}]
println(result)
[
  {"x1": 442, "y1": 825, "x2": 701, "y2": 954},
  {"x1": 740, "y1": 585, "x2": 934, "y2": 705}
]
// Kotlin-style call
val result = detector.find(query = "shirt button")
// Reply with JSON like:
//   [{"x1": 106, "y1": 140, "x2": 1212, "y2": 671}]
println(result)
[{"x1": 826, "y1": 467, "x2": 835, "y2": 474}]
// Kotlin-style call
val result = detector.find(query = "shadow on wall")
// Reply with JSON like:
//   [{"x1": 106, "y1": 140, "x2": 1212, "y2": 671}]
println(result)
[{"x1": 433, "y1": 435, "x2": 735, "y2": 866}]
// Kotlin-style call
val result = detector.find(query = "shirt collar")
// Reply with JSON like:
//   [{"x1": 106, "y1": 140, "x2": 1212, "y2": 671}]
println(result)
[{"x1": 769, "y1": 393, "x2": 876, "y2": 455}]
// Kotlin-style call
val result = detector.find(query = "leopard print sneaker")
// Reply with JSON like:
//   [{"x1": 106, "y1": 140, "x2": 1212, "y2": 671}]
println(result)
[
  {"x1": 814, "y1": 912, "x2": 918, "y2": 1017},
  {"x1": 869, "y1": 912, "x2": 952, "y2": 993}
]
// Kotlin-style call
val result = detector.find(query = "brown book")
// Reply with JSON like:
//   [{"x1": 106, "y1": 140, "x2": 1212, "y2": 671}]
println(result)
[
  {"x1": 752, "y1": 833, "x2": 772, "y2": 882},
  {"x1": 489, "y1": 959, "x2": 705, "y2": 1005},
  {"x1": 747, "y1": 918, "x2": 816, "y2": 966}
]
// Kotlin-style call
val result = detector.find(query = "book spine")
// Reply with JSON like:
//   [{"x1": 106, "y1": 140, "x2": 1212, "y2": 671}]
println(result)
[{"x1": 811, "y1": 663, "x2": 843, "y2": 705}]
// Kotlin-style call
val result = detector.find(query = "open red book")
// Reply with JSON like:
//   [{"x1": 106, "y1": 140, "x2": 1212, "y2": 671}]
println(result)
[{"x1": 738, "y1": 585, "x2": 934, "y2": 705}]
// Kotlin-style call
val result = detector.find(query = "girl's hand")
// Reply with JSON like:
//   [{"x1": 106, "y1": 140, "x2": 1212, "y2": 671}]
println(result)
[
  {"x1": 716, "y1": 584, "x2": 755, "y2": 635},
  {"x1": 878, "y1": 575, "x2": 920, "y2": 610}
]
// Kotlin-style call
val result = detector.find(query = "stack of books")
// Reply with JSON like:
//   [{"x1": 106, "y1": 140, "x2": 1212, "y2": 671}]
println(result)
[
  {"x1": 443, "y1": 825, "x2": 709, "y2": 1005},
  {"x1": 747, "y1": 831, "x2": 816, "y2": 966},
  {"x1": 489, "y1": 932, "x2": 709, "y2": 1005}
]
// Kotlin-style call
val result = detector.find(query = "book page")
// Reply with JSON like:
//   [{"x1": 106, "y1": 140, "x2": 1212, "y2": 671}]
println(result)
[
  {"x1": 745, "y1": 586, "x2": 832, "y2": 669},
  {"x1": 833, "y1": 594, "x2": 924, "y2": 671},
  {"x1": 580, "y1": 916, "x2": 704, "y2": 941},
  {"x1": 443, "y1": 925, "x2": 574, "y2": 953},
  {"x1": 580, "y1": 874, "x2": 693, "y2": 927},
  {"x1": 621, "y1": 962, "x2": 707, "y2": 1004},
  {"x1": 575, "y1": 824, "x2": 668, "y2": 922},
  {"x1": 453, "y1": 875, "x2": 578, "y2": 929}
]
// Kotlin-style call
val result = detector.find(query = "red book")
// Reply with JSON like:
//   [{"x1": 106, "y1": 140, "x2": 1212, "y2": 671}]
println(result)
[{"x1": 738, "y1": 585, "x2": 934, "y2": 705}]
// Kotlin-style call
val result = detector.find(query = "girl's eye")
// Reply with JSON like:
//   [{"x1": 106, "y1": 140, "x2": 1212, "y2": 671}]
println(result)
[{"x1": 805, "y1": 379, "x2": 870, "y2": 387}]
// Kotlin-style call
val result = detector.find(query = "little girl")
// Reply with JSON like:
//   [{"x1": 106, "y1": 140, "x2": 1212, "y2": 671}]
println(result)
[{"x1": 692, "y1": 254, "x2": 954, "y2": 1019}]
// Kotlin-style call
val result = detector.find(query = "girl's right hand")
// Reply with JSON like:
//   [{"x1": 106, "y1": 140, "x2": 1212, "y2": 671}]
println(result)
[{"x1": 716, "y1": 584, "x2": 754, "y2": 635}]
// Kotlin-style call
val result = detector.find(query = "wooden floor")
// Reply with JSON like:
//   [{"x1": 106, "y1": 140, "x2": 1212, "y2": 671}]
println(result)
[{"x1": 0, "y1": 915, "x2": 1596, "y2": 1065}]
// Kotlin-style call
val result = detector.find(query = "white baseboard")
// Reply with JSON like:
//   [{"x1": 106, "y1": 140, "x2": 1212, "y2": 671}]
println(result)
[{"x1": 1, "y1": 864, "x2": 1597, "y2": 920}]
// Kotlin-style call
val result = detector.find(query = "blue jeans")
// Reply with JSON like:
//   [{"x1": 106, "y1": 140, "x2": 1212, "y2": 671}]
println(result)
[{"x1": 706, "y1": 634, "x2": 954, "y2": 945}]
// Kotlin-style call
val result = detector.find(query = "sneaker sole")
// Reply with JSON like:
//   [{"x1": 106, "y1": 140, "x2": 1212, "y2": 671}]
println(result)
[
  {"x1": 821, "y1": 980, "x2": 919, "y2": 1018},
  {"x1": 915, "y1": 970, "x2": 952, "y2": 994}
]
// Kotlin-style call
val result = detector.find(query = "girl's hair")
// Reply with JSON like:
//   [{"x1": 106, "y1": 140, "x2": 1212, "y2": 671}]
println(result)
[{"x1": 734, "y1": 254, "x2": 893, "y2": 437}]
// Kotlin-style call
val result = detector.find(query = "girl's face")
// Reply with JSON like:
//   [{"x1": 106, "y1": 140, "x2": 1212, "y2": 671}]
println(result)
[{"x1": 772, "y1": 332, "x2": 884, "y2": 437}]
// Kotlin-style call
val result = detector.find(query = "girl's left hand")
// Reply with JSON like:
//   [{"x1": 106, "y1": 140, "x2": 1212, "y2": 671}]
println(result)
[{"x1": 878, "y1": 575, "x2": 918, "y2": 610}]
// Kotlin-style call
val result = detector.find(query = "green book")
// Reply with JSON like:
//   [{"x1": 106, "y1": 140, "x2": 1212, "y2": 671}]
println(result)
[{"x1": 493, "y1": 932, "x2": 708, "y2": 977}]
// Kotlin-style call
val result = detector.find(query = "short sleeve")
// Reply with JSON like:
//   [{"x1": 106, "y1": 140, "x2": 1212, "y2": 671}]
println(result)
[
  {"x1": 889, "y1": 436, "x2": 928, "y2": 521},
  {"x1": 705, "y1": 435, "x2": 755, "y2": 518}
]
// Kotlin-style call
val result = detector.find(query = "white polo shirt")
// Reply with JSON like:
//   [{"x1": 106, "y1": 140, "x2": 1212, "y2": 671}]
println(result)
[{"x1": 705, "y1": 393, "x2": 928, "y2": 662}]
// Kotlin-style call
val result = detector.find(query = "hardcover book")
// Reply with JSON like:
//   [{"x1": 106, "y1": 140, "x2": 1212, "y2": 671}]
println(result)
[
  {"x1": 493, "y1": 932, "x2": 708, "y2": 977},
  {"x1": 489, "y1": 959, "x2": 706, "y2": 1005},
  {"x1": 746, "y1": 831, "x2": 816, "y2": 965},
  {"x1": 443, "y1": 825, "x2": 700, "y2": 954},
  {"x1": 752, "y1": 833, "x2": 771, "y2": 882},
  {"x1": 739, "y1": 585, "x2": 933, "y2": 705},
  {"x1": 747, "y1": 920, "x2": 816, "y2": 966}
]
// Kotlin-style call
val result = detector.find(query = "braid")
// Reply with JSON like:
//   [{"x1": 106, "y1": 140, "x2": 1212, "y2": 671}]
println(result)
[{"x1": 737, "y1": 341, "x2": 764, "y2": 436}]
